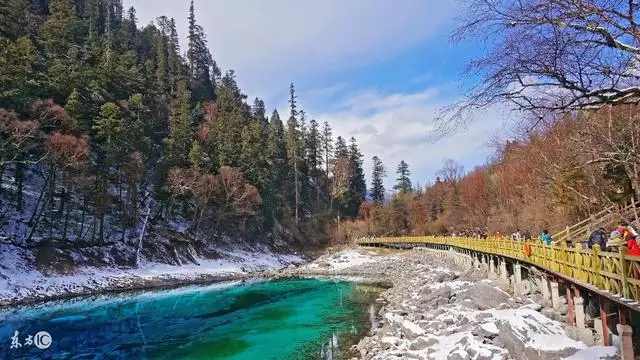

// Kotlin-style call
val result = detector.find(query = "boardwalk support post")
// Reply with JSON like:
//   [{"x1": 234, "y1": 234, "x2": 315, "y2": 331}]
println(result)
[
  {"x1": 617, "y1": 323, "x2": 634, "y2": 359},
  {"x1": 574, "y1": 295, "x2": 585, "y2": 328},
  {"x1": 540, "y1": 277, "x2": 550, "y2": 305},
  {"x1": 550, "y1": 280, "x2": 560, "y2": 310},
  {"x1": 500, "y1": 259, "x2": 508, "y2": 282},
  {"x1": 565, "y1": 282, "x2": 575, "y2": 325},
  {"x1": 514, "y1": 262, "x2": 522, "y2": 296},
  {"x1": 489, "y1": 256, "x2": 496, "y2": 275}
]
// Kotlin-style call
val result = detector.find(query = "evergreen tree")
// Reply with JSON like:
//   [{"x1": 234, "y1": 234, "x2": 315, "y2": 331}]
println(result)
[
  {"x1": 393, "y1": 160, "x2": 412, "y2": 193},
  {"x1": 0, "y1": 0, "x2": 27, "y2": 40},
  {"x1": 168, "y1": 18, "x2": 183, "y2": 91},
  {"x1": 42, "y1": 0, "x2": 78, "y2": 57},
  {"x1": 334, "y1": 136, "x2": 348, "y2": 159},
  {"x1": 252, "y1": 97, "x2": 267, "y2": 126},
  {"x1": 164, "y1": 82, "x2": 192, "y2": 168},
  {"x1": 370, "y1": 156, "x2": 386, "y2": 204},
  {"x1": 286, "y1": 82, "x2": 301, "y2": 223},
  {"x1": 154, "y1": 16, "x2": 170, "y2": 91},
  {"x1": 346, "y1": 137, "x2": 366, "y2": 216},
  {"x1": 322, "y1": 121, "x2": 333, "y2": 177},
  {"x1": 267, "y1": 109, "x2": 288, "y2": 215},
  {"x1": 215, "y1": 70, "x2": 248, "y2": 167},
  {"x1": 187, "y1": 0, "x2": 214, "y2": 102}
]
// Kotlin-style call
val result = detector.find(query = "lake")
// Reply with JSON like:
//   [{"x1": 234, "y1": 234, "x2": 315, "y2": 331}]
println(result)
[{"x1": 0, "y1": 277, "x2": 383, "y2": 359}]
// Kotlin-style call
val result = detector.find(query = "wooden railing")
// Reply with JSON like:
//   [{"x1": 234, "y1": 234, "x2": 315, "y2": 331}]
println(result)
[
  {"x1": 552, "y1": 200, "x2": 640, "y2": 243},
  {"x1": 357, "y1": 236, "x2": 640, "y2": 305}
]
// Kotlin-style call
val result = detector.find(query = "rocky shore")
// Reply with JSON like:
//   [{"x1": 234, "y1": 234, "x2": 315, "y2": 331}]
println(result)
[{"x1": 287, "y1": 248, "x2": 619, "y2": 360}]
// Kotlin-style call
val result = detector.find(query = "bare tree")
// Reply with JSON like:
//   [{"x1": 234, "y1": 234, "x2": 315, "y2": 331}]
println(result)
[
  {"x1": 436, "y1": 159, "x2": 465, "y2": 184},
  {"x1": 442, "y1": 0, "x2": 640, "y2": 131}
]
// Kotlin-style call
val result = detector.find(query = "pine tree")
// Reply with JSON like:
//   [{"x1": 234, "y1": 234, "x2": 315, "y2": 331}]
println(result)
[
  {"x1": 0, "y1": 0, "x2": 27, "y2": 40},
  {"x1": 322, "y1": 121, "x2": 333, "y2": 177},
  {"x1": 334, "y1": 136, "x2": 348, "y2": 159},
  {"x1": 42, "y1": 0, "x2": 78, "y2": 57},
  {"x1": 370, "y1": 156, "x2": 386, "y2": 204},
  {"x1": 393, "y1": 160, "x2": 412, "y2": 193},
  {"x1": 286, "y1": 82, "x2": 301, "y2": 224},
  {"x1": 168, "y1": 18, "x2": 183, "y2": 91},
  {"x1": 164, "y1": 82, "x2": 192, "y2": 168},
  {"x1": 346, "y1": 137, "x2": 366, "y2": 216},
  {"x1": 306, "y1": 118, "x2": 322, "y2": 207},
  {"x1": 187, "y1": 0, "x2": 214, "y2": 102},
  {"x1": 252, "y1": 97, "x2": 267, "y2": 126},
  {"x1": 155, "y1": 16, "x2": 170, "y2": 91},
  {"x1": 215, "y1": 70, "x2": 248, "y2": 167},
  {"x1": 267, "y1": 109, "x2": 288, "y2": 216}
]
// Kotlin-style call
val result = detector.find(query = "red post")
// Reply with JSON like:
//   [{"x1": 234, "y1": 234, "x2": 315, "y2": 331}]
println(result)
[
  {"x1": 600, "y1": 295, "x2": 610, "y2": 346},
  {"x1": 619, "y1": 307, "x2": 630, "y2": 326},
  {"x1": 566, "y1": 283, "x2": 575, "y2": 325}
]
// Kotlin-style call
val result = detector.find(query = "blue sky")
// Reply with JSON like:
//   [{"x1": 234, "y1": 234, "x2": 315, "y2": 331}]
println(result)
[{"x1": 124, "y1": 0, "x2": 509, "y2": 189}]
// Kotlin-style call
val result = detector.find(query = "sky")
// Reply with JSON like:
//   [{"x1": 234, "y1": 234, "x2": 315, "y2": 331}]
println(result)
[{"x1": 123, "y1": 0, "x2": 510, "y2": 189}]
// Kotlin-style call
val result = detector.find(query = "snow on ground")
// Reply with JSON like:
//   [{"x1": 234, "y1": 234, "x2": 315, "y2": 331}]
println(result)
[
  {"x1": 563, "y1": 346, "x2": 619, "y2": 359},
  {"x1": 0, "y1": 244, "x2": 304, "y2": 306},
  {"x1": 302, "y1": 248, "x2": 382, "y2": 272},
  {"x1": 317, "y1": 250, "x2": 622, "y2": 360}
]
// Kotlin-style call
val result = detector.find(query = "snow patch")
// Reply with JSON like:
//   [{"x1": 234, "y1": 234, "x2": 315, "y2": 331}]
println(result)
[
  {"x1": 563, "y1": 346, "x2": 619, "y2": 359},
  {"x1": 0, "y1": 244, "x2": 304, "y2": 305}
]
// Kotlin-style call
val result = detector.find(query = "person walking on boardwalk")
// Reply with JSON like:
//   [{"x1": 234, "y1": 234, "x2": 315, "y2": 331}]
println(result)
[
  {"x1": 587, "y1": 227, "x2": 607, "y2": 249},
  {"x1": 539, "y1": 230, "x2": 552, "y2": 246}
]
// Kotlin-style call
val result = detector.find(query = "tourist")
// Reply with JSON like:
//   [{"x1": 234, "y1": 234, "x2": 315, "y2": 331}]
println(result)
[
  {"x1": 539, "y1": 230, "x2": 552, "y2": 246},
  {"x1": 515, "y1": 229, "x2": 522, "y2": 241},
  {"x1": 606, "y1": 231, "x2": 624, "y2": 252},
  {"x1": 617, "y1": 222, "x2": 638, "y2": 241},
  {"x1": 523, "y1": 230, "x2": 532, "y2": 241},
  {"x1": 587, "y1": 227, "x2": 607, "y2": 249}
]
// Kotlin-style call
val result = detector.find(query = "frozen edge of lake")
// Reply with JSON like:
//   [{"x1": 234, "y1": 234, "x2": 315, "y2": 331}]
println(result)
[{"x1": 0, "y1": 244, "x2": 305, "y2": 307}]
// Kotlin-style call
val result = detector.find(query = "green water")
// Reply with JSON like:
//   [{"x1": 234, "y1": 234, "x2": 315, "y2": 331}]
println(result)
[{"x1": 0, "y1": 278, "x2": 382, "y2": 359}]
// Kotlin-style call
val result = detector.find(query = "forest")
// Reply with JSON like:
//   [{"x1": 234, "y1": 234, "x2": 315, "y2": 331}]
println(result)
[
  {"x1": 0, "y1": 0, "x2": 368, "y2": 253},
  {"x1": 349, "y1": 105, "x2": 640, "y2": 239}
]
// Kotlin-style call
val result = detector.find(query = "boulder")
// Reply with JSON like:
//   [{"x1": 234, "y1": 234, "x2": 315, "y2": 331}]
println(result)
[
  {"x1": 401, "y1": 319, "x2": 426, "y2": 339},
  {"x1": 494, "y1": 318, "x2": 582, "y2": 360},
  {"x1": 457, "y1": 282, "x2": 511, "y2": 310},
  {"x1": 565, "y1": 326, "x2": 595, "y2": 346},
  {"x1": 409, "y1": 336, "x2": 439, "y2": 350},
  {"x1": 421, "y1": 285, "x2": 452, "y2": 307},
  {"x1": 472, "y1": 322, "x2": 500, "y2": 339}
]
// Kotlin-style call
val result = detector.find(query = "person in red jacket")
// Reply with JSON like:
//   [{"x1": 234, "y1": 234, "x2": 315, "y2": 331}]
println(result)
[{"x1": 627, "y1": 239, "x2": 640, "y2": 256}]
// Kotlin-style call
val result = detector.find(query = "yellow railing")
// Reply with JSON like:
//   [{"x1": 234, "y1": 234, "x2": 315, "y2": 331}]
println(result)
[{"x1": 357, "y1": 236, "x2": 640, "y2": 304}]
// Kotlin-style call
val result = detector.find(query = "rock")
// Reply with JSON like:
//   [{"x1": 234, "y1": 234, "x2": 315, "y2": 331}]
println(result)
[
  {"x1": 565, "y1": 326, "x2": 595, "y2": 346},
  {"x1": 401, "y1": 319, "x2": 426, "y2": 339},
  {"x1": 421, "y1": 285, "x2": 452, "y2": 307},
  {"x1": 457, "y1": 282, "x2": 511, "y2": 310},
  {"x1": 519, "y1": 302, "x2": 542, "y2": 311},
  {"x1": 559, "y1": 304, "x2": 568, "y2": 315},
  {"x1": 541, "y1": 307, "x2": 555, "y2": 319},
  {"x1": 447, "y1": 350, "x2": 469, "y2": 360},
  {"x1": 496, "y1": 303, "x2": 511, "y2": 310},
  {"x1": 495, "y1": 317, "x2": 582, "y2": 360},
  {"x1": 472, "y1": 322, "x2": 500, "y2": 339},
  {"x1": 409, "y1": 336, "x2": 438, "y2": 350}
]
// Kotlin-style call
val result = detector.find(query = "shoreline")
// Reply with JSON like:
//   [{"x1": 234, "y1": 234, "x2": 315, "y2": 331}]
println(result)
[
  {"x1": 290, "y1": 247, "x2": 619, "y2": 360},
  {"x1": 0, "y1": 243, "x2": 306, "y2": 308}
]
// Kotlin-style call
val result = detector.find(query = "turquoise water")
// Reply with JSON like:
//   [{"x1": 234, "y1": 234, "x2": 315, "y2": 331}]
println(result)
[{"x1": 0, "y1": 278, "x2": 381, "y2": 359}]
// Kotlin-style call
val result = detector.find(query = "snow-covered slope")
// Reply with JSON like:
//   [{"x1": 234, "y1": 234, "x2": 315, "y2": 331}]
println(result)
[{"x1": 0, "y1": 244, "x2": 304, "y2": 306}]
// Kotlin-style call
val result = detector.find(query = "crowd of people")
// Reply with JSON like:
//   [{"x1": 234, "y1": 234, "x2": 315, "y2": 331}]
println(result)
[{"x1": 448, "y1": 222, "x2": 640, "y2": 255}]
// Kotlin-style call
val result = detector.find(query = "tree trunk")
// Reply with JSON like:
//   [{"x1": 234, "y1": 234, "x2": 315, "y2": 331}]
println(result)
[{"x1": 15, "y1": 163, "x2": 24, "y2": 211}]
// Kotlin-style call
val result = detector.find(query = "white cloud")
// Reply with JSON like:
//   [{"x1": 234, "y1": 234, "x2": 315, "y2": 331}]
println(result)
[
  {"x1": 123, "y1": 0, "x2": 459, "y2": 102},
  {"x1": 315, "y1": 88, "x2": 508, "y2": 189}
]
